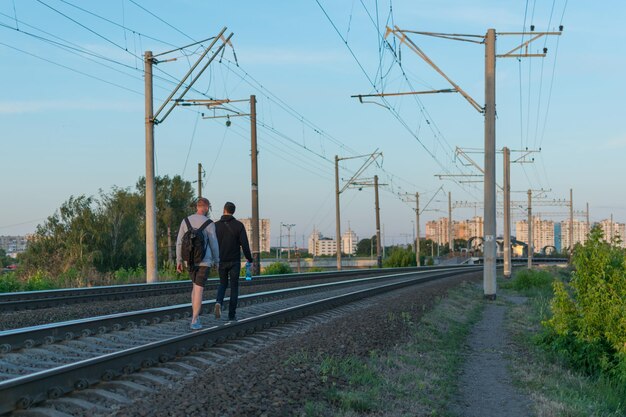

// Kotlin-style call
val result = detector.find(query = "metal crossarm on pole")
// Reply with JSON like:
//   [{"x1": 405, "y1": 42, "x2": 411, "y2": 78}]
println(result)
[{"x1": 143, "y1": 27, "x2": 233, "y2": 283}]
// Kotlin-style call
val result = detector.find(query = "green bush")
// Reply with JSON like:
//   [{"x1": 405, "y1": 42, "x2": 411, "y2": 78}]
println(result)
[
  {"x1": 113, "y1": 266, "x2": 146, "y2": 284},
  {"x1": 308, "y1": 267, "x2": 325, "y2": 273},
  {"x1": 383, "y1": 247, "x2": 416, "y2": 268},
  {"x1": 504, "y1": 269, "x2": 553, "y2": 291},
  {"x1": 23, "y1": 270, "x2": 58, "y2": 291},
  {"x1": 262, "y1": 262, "x2": 292, "y2": 275},
  {"x1": 542, "y1": 226, "x2": 626, "y2": 382},
  {"x1": 0, "y1": 272, "x2": 22, "y2": 293}
]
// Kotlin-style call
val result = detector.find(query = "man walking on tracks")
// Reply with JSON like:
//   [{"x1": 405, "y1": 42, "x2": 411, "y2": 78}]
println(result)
[
  {"x1": 176, "y1": 197, "x2": 219, "y2": 330},
  {"x1": 214, "y1": 201, "x2": 253, "y2": 321}
]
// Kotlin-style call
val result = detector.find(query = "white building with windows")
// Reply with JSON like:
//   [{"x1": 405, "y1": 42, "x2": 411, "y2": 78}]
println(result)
[
  {"x1": 341, "y1": 228, "x2": 358, "y2": 255},
  {"x1": 560, "y1": 219, "x2": 589, "y2": 250},
  {"x1": 239, "y1": 218, "x2": 271, "y2": 253},
  {"x1": 599, "y1": 219, "x2": 626, "y2": 247}
]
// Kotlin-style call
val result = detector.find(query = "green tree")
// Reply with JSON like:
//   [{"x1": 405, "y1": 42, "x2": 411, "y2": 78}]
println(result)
[
  {"x1": 136, "y1": 175, "x2": 195, "y2": 266},
  {"x1": 356, "y1": 236, "x2": 376, "y2": 256},
  {"x1": 383, "y1": 246, "x2": 416, "y2": 267},
  {"x1": 21, "y1": 195, "x2": 98, "y2": 276},
  {"x1": 93, "y1": 187, "x2": 144, "y2": 271},
  {"x1": 543, "y1": 226, "x2": 626, "y2": 381}
]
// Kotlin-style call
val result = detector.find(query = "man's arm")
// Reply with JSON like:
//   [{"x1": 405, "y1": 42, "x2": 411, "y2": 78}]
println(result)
[
  {"x1": 206, "y1": 222, "x2": 220, "y2": 266},
  {"x1": 240, "y1": 224, "x2": 253, "y2": 263},
  {"x1": 175, "y1": 219, "x2": 187, "y2": 265}
]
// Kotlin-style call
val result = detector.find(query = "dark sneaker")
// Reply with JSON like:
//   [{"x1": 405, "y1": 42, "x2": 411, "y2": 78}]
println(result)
[
  {"x1": 214, "y1": 303, "x2": 221, "y2": 319},
  {"x1": 228, "y1": 316, "x2": 237, "y2": 322}
]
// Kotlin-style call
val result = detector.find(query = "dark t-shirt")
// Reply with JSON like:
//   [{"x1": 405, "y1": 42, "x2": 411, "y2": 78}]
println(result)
[{"x1": 214, "y1": 215, "x2": 253, "y2": 263}]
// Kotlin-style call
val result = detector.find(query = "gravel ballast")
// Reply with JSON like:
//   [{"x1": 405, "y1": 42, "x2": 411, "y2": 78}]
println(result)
[{"x1": 103, "y1": 271, "x2": 482, "y2": 417}]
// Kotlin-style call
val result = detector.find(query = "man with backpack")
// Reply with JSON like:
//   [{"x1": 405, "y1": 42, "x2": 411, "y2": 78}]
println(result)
[
  {"x1": 176, "y1": 197, "x2": 219, "y2": 330},
  {"x1": 214, "y1": 201, "x2": 253, "y2": 321}
]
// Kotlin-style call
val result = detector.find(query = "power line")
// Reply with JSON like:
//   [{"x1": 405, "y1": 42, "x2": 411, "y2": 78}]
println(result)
[{"x1": 34, "y1": 0, "x2": 139, "y2": 60}]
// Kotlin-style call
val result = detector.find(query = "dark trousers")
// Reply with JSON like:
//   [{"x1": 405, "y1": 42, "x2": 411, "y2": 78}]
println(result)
[{"x1": 216, "y1": 261, "x2": 240, "y2": 319}]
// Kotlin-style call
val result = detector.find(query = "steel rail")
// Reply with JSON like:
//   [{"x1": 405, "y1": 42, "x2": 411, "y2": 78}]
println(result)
[
  {"x1": 0, "y1": 266, "x2": 481, "y2": 414},
  {"x1": 0, "y1": 267, "x2": 471, "y2": 353}
]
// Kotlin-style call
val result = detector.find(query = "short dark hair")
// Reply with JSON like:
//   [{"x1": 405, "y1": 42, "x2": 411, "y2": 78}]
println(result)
[{"x1": 224, "y1": 202, "x2": 236, "y2": 214}]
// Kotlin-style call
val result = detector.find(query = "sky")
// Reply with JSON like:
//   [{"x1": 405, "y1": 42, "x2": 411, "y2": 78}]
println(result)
[{"x1": 1, "y1": 0, "x2": 625, "y2": 248}]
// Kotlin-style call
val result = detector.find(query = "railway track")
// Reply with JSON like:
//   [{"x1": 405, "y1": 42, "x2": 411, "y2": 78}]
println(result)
[
  {"x1": 0, "y1": 265, "x2": 466, "y2": 312},
  {"x1": 0, "y1": 266, "x2": 481, "y2": 415}
]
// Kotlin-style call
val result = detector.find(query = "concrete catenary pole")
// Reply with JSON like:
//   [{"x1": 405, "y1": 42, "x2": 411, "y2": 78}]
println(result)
[
  {"x1": 144, "y1": 50, "x2": 158, "y2": 283},
  {"x1": 448, "y1": 191, "x2": 453, "y2": 254},
  {"x1": 197, "y1": 163, "x2": 203, "y2": 198},
  {"x1": 569, "y1": 188, "x2": 574, "y2": 254},
  {"x1": 483, "y1": 29, "x2": 497, "y2": 299},
  {"x1": 503, "y1": 147, "x2": 511, "y2": 278},
  {"x1": 250, "y1": 95, "x2": 261, "y2": 275},
  {"x1": 527, "y1": 189, "x2": 533, "y2": 269},
  {"x1": 586, "y1": 202, "x2": 590, "y2": 235},
  {"x1": 335, "y1": 155, "x2": 342, "y2": 270},
  {"x1": 415, "y1": 192, "x2": 421, "y2": 266},
  {"x1": 375, "y1": 175, "x2": 382, "y2": 268}
]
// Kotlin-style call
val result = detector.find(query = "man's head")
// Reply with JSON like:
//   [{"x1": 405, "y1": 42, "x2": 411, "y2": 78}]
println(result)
[
  {"x1": 224, "y1": 201, "x2": 236, "y2": 215},
  {"x1": 196, "y1": 197, "x2": 211, "y2": 216}
]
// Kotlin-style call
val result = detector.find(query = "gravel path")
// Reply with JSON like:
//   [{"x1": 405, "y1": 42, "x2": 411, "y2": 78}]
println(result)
[{"x1": 452, "y1": 300, "x2": 532, "y2": 417}]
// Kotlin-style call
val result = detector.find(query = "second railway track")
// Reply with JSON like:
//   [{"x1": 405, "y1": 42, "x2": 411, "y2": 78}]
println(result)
[{"x1": 0, "y1": 265, "x2": 468, "y2": 312}]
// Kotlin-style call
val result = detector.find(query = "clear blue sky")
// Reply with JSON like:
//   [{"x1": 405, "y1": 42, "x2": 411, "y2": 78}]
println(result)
[{"x1": 1, "y1": 0, "x2": 625, "y2": 247}]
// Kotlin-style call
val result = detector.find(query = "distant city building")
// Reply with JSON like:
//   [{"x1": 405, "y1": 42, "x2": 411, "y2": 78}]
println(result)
[
  {"x1": 560, "y1": 219, "x2": 589, "y2": 250},
  {"x1": 599, "y1": 219, "x2": 626, "y2": 248},
  {"x1": 306, "y1": 226, "x2": 356, "y2": 256},
  {"x1": 315, "y1": 237, "x2": 337, "y2": 256},
  {"x1": 425, "y1": 217, "x2": 483, "y2": 244},
  {"x1": 0, "y1": 235, "x2": 28, "y2": 255},
  {"x1": 515, "y1": 217, "x2": 556, "y2": 253},
  {"x1": 426, "y1": 217, "x2": 451, "y2": 244},
  {"x1": 307, "y1": 228, "x2": 322, "y2": 255},
  {"x1": 341, "y1": 228, "x2": 358, "y2": 255},
  {"x1": 239, "y1": 218, "x2": 271, "y2": 253},
  {"x1": 554, "y1": 223, "x2": 562, "y2": 252}
]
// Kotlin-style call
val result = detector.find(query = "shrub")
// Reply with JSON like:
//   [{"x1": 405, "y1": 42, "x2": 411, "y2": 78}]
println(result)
[
  {"x1": 504, "y1": 269, "x2": 553, "y2": 291},
  {"x1": 113, "y1": 266, "x2": 146, "y2": 284},
  {"x1": 383, "y1": 247, "x2": 416, "y2": 268},
  {"x1": 23, "y1": 270, "x2": 58, "y2": 291},
  {"x1": 308, "y1": 267, "x2": 325, "y2": 273},
  {"x1": 262, "y1": 262, "x2": 292, "y2": 275},
  {"x1": 0, "y1": 272, "x2": 22, "y2": 293},
  {"x1": 542, "y1": 226, "x2": 626, "y2": 382}
]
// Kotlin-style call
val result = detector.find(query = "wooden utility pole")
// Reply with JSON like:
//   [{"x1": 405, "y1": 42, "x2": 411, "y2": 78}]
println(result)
[
  {"x1": 143, "y1": 28, "x2": 232, "y2": 283},
  {"x1": 381, "y1": 26, "x2": 561, "y2": 299},
  {"x1": 569, "y1": 188, "x2": 574, "y2": 255},
  {"x1": 503, "y1": 147, "x2": 511, "y2": 278},
  {"x1": 415, "y1": 193, "x2": 420, "y2": 266},
  {"x1": 527, "y1": 189, "x2": 533, "y2": 269},
  {"x1": 250, "y1": 95, "x2": 261, "y2": 275},
  {"x1": 144, "y1": 50, "x2": 158, "y2": 283},
  {"x1": 335, "y1": 155, "x2": 342, "y2": 270},
  {"x1": 197, "y1": 163, "x2": 203, "y2": 198},
  {"x1": 483, "y1": 28, "x2": 497, "y2": 297},
  {"x1": 335, "y1": 151, "x2": 383, "y2": 270},
  {"x1": 374, "y1": 175, "x2": 382, "y2": 268}
]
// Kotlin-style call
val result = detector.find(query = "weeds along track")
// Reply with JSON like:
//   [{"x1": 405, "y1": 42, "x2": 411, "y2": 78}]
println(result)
[{"x1": 0, "y1": 266, "x2": 480, "y2": 415}]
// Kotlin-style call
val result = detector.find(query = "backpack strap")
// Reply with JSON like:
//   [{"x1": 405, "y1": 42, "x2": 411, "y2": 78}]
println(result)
[
  {"x1": 198, "y1": 219, "x2": 213, "y2": 232},
  {"x1": 184, "y1": 216, "x2": 193, "y2": 231}
]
